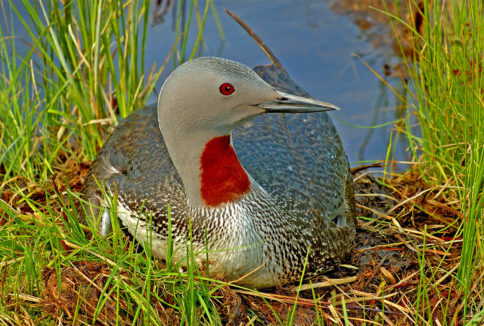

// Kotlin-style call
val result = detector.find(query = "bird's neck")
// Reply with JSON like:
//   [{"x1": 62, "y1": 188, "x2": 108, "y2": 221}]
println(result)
[
  {"x1": 200, "y1": 135, "x2": 251, "y2": 207},
  {"x1": 163, "y1": 129, "x2": 251, "y2": 208}
]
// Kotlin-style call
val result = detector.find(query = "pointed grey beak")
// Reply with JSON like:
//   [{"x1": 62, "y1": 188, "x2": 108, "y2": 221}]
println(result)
[{"x1": 257, "y1": 91, "x2": 340, "y2": 113}]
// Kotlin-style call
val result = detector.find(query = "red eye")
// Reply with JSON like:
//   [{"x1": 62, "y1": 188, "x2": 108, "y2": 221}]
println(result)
[{"x1": 219, "y1": 83, "x2": 235, "y2": 95}]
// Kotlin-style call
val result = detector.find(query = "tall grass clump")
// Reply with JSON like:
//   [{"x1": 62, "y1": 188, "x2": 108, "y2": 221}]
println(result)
[
  {"x1": 388, "y1": 0, "x2": 483, "y2": 320},
  {"x1": 0, "y1": 0, "x2": 158, "y2": 189}
]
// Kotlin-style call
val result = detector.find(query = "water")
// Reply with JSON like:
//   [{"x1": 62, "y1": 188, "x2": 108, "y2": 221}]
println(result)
[
  {"x1": 146, "y1": 0, "x2": 411, "y2": 166},
  {"x1": 1, "y1": 0, "x2": 411, "y2": 167}
]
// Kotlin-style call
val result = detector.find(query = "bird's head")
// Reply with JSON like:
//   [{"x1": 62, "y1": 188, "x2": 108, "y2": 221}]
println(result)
[{"x1": 158, "y1": 57, "x2": 339, "y2": 137}]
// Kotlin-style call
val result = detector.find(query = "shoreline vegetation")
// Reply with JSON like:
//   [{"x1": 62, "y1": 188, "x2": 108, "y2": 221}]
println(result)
[{"x1": 1, "y1": 0, "x2": 482, "y2": 324}]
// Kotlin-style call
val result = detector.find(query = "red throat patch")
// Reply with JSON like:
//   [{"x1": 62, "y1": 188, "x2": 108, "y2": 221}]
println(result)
[{"x1": 200, "y1": 136, "x2": 250, "y2": 207}]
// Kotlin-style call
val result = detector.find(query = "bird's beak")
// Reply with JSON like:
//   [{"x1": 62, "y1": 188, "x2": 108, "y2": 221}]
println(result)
[{"x1": 257, "y1": 91, "x2": 340, "y2": 113}]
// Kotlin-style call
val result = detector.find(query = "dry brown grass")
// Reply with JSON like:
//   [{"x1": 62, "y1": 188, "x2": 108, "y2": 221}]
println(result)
[{"x1": 1, "y1": 161, "x2": 468, "y2": 325}]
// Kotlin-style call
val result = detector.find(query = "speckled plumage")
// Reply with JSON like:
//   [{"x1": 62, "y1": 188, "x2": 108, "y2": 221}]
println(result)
[{"x1": 81, "y1": 58, "x2": 356, "y2": 289}]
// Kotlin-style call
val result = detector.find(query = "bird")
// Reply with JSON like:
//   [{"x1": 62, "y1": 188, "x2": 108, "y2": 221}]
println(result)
[{"x1": 81, "y1": 57, "x2": 355, "y2": 289}]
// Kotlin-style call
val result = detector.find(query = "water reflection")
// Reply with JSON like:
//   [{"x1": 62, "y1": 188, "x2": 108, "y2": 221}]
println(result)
[
  {"x1": 152, "y1": 0, "x2": 172, "y2": 26},
  {"x1": 329, "y1": 0, "x2": 424, "y2": 61}
]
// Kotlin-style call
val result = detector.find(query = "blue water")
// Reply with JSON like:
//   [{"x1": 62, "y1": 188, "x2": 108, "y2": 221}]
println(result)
[
  {"x1": 1, "y1": 0, "x2": 410, "y2": 166},
  {"x1": 146, "y1": 0, "x2": 410, "y2": 166}
]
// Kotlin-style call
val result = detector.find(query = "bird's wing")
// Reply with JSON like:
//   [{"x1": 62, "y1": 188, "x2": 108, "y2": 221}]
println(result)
[{"x1": 80, "y1": 105, "x2": 188, "y2": 230}]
